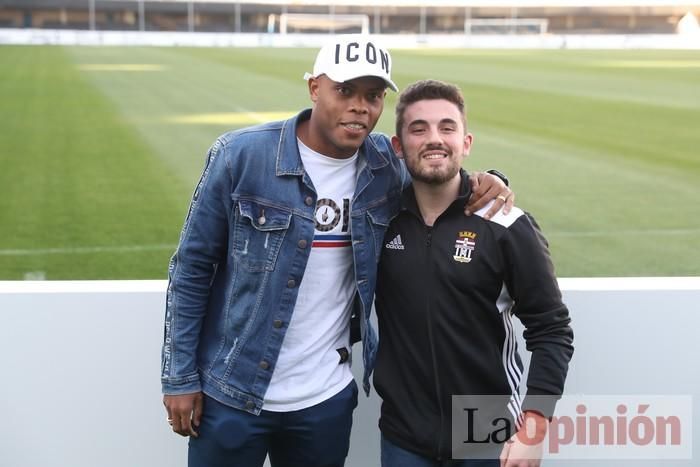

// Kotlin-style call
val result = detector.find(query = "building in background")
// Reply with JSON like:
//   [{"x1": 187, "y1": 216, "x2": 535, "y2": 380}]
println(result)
[{"x1": 0, "y1": 0, "x2": 699, "y2": 36}]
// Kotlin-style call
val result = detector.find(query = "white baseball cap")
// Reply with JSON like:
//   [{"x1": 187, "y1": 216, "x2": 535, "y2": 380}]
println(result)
[{"x1": 304, "y1": 35, "x2": 398, "y2": 92}]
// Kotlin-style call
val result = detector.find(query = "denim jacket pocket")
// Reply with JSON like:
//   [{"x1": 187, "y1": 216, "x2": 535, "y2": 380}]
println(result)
[{"x1": 232, "y1": 199, "x2": 292, "y2": 272}]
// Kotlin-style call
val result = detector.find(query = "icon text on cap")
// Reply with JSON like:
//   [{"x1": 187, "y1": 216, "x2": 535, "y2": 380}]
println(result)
[{"x1": 334, "y1": 42, "x2": 390, "y2": 74}]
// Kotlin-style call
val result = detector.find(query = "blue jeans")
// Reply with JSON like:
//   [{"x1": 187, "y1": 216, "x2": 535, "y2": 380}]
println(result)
[
  {"x1": 189, "y1": 380, "x2": 358, "y2": 467},
  {"x1": 380, "y1": 435, "x2": 500, "y2": 467}
]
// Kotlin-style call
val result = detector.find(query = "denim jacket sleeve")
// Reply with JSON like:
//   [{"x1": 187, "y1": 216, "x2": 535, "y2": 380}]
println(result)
[{"x1": 161, "y1": 138, "x2": 231, "y2": 394}]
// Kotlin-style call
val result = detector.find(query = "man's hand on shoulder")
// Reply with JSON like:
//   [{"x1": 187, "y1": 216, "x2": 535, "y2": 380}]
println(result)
[
  {"x1": 164, "y1": 392, "x2": 203, "y2": 438},
  {"x1": 467, "y1": 171, "x2": 514, "y2": 220}
]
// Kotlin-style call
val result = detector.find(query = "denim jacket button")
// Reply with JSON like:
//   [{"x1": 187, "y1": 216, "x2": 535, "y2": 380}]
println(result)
[
  {"x1": 258, "y1": 216, "x2": 266, "y2": 225},
  {"x1": 273, "y1": 319, "x2": 283, "y2": 328},
  {"x1": 287, "y1": 279, "x2": 296, "y2": 288},
  {"x1": 245, "y1": 401, "x2": 255, "y2": 410},
  {"x1": 259, "y1": 361, "x2": 270, "y2": 370},
  {"x1": 305, "y1": 196, "x2": 314, "y2": 206},
  {"x1": 297, "y1": 239, "x2": 307, "y2": 249}
]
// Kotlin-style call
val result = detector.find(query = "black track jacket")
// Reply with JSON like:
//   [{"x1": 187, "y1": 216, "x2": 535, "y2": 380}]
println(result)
[{"x1": 373, "y1": 170, "x2": 574, "y2": 460}]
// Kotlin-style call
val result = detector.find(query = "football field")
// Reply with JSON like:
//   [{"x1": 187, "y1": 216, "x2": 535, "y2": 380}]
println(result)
[{"x1": 0, "y1": 45, "x2": 698, "y2": 279}]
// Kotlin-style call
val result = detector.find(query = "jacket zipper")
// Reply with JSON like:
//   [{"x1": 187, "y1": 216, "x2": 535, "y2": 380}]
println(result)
[{"x1": 424, "y1": 226, "x2": 445, "y2": 461}]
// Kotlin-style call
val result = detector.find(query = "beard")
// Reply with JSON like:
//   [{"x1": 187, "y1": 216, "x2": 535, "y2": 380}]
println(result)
[{"x1": 405, "y1": 155, "x2": 461, "y2": 185}]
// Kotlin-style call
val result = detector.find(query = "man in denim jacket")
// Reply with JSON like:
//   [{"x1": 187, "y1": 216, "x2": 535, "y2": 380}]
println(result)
[{"x1": 161, "y1": 35, "x2": 513, "y2": 467}]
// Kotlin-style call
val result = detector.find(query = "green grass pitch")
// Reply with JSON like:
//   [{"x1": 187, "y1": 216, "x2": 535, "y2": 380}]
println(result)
[{"x1": 0, "y1": 45, "x2": 698, "y2": 279}]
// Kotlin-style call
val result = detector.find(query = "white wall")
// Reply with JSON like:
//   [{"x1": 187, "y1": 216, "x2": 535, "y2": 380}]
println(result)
[{"x1": 0, "y1": 278, "x2": 698, "y2": 466}]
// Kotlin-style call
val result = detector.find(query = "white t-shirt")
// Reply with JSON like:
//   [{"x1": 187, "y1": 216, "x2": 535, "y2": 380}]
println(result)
[{"x1": 262, "y1": 138, "x2": 357, "y2": 411}]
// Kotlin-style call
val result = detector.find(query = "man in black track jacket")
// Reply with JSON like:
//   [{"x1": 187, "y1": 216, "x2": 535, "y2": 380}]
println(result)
[{"x1": 373, "y1": 80, "x2": 574, "y2": 467}]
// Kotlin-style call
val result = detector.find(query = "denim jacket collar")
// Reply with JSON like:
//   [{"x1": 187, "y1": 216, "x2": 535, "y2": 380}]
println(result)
[{"x1": 276, "y1": 109, "x2": 391, "y2": 177}]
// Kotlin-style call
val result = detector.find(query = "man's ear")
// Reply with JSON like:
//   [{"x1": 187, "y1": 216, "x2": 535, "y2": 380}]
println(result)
[
  {"x1": 391, "y1": 135, "x2": 404, "y2": 159},
  {"x1": 308, "y1": 77, "x2": 319, "y2": 103},
  {"x1": 463, "y1": 132, "x2": 474, "y2": 157}
]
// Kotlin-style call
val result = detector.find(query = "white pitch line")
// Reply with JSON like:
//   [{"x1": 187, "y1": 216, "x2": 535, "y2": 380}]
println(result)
[{"x1": 0, "y1": 244, "x2": 176, "y2": 256}]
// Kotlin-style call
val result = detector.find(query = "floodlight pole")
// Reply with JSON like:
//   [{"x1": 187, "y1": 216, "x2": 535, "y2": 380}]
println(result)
[
  {"x1": 138, "y1": 0, "x2": 145, "y2": 31},
  {"x1": 373, "y1": 6, "x2": 380, "y2": 34},
  {"x1": 235, "y1": 2, "x2": 241, "y2": 33},
  {"x1": 89, "y1": 0, "x2": 95, "y2": 30},
  {"x1": 419, "y1": 6, "x2": 426, "y2": 36},
  {"x1": 188, "y1": 1, "x2": 194, "y2": 32},
  {"x1": 464, "y1": 7, "x2": 471, "y2": 35}
]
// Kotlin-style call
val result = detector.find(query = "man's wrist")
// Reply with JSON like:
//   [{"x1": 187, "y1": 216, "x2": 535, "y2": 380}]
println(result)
[{"x1": 486, "y1": 169, "x2": 509, "y2": 187}]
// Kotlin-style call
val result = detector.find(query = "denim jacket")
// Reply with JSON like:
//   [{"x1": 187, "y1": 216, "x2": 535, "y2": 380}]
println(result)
[{"x1": 161, "y1": 109, "x2": 407, "y2": 415}]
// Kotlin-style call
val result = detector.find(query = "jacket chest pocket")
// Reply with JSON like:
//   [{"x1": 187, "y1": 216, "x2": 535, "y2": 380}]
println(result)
[{"x1": 232, "y1": 199, "x2": 292, "y2": 272}]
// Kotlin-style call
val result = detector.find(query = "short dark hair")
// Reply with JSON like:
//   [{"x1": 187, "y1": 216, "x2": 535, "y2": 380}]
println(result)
[{"x1": 395, "y1": 79, "x2": 466, "y2": 138}]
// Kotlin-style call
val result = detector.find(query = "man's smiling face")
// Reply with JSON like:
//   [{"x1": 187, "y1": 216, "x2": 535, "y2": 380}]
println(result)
[{"x1": 306, "y1": 75, "x2": 387, "y2": 159}]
